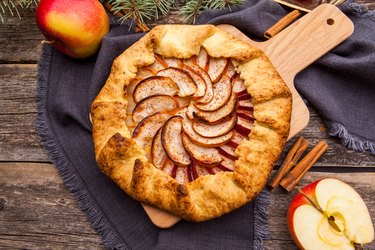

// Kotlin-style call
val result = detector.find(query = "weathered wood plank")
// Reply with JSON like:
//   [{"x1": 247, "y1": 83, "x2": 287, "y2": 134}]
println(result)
[
  {"x1": 1, "y1": 163, "x2": 374, "y2": 249},
  {"x1": 0, "y1": 162, "x2": 104, "y2": 249},
  {"x1": 1, "y1": 63, "x2": 375, "y2": 165}
]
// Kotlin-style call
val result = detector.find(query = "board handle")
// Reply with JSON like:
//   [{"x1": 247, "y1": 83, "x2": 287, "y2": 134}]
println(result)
[{"x1": 259, "y1": 4, "x2": 353, "y2": 82}]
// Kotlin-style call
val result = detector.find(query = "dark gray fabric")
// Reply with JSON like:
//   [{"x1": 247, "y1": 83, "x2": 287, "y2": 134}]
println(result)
[{"x1": 36, "y1": 0, "x2": 375, "y2": 249}]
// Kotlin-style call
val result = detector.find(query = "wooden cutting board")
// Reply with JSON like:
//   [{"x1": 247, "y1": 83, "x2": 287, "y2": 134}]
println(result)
[{"x1": 142, "y1": 4, "x2": 354, "y2": 228}]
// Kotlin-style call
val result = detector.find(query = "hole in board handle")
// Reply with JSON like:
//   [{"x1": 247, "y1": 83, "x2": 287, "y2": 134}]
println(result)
[{"x1": 327, "y1": 18, "x2": 334, "y2": 25}]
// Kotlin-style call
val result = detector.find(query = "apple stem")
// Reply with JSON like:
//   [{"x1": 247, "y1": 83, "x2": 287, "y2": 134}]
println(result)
[
  {"x1": 296, "y1": 187, "x2": 342, "y2": 233},
  {"x1": 41, "y1": 40, "x2": 56, "y2": 45}
]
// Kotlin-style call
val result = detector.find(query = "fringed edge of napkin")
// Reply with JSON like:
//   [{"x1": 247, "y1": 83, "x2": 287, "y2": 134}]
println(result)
[
  {"x1": 36, "y1": 45, "x2": 127, "y2": 250},
  {"x1": 253, "y1": 189, "x2": 271, "y2": 250},
  {"x1": 35, "y1": 44, "x2": 272, "y2": 250},
  {"x1": 328, "y1": 121, "x2": 375, "y2": 155}
]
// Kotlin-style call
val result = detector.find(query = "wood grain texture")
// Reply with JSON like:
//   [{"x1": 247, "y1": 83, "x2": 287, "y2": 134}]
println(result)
[
  {"x1": 0, "y1": 1, "x2": 374, "y2": 249},
  {"x1": 0, "y1": 163, "x2": 374, "y2": 249}
]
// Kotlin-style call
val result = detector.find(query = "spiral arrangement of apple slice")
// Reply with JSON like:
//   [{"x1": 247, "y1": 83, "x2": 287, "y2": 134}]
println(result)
[{"x1": 125, "y1": 48, "x2": 255, "y2": 184}]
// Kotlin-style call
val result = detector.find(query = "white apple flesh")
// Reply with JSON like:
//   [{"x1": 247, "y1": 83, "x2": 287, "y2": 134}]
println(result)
[{"x1": 288, "y1": 178, "x2": 374, "y2": 250}]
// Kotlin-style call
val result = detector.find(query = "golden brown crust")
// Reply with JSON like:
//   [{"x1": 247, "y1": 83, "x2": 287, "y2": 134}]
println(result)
[{"x1": 90, "y1": 24, "x2": 292, "y2": 222}]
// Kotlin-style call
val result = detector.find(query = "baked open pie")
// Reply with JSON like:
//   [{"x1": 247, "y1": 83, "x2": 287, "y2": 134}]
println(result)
[{"x1": 91, "y1": 25, "x2": 292, "y2": 222}]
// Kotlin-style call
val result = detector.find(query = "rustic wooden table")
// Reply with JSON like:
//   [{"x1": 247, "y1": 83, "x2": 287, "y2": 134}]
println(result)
[{"x1": 0, "y1": 2, "x2": 374, "y2": 249}]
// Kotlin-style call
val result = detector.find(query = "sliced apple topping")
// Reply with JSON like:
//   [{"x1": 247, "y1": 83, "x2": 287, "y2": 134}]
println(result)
[
  {"x1": 182, "y1": 118, "x2": 235, "y2": 147},
  {"x1": 193, "y1": 92, "x2": 237, "y2": 124},
  {"x1": 184, "y1": 63, "x2": 213, "y2": 104},
  {"x1": 162, "y1": 158, "x2": 175, "y2": 176},
  {"x1": 132, "y1": 95, "x2": 179, "y2": 123},
  {"x1": 161, "y1": 116, "x2": 191, "y2": 166},
  {"x1": 238, "y1": 99, "x2": 254, "y2": 112},
  {"x1": 132, "y1": 112, "x2": 172, "y2": 149},
  {"x1": 195, "y1": 75, "x2": 232, "y2": 111},
  {"x1": 151, "y1": 128, "x2": 167, "y2": 169},
  {"x1": 196, "y1": 48, "x2": 209, "y2": 69},
  {"x1": 226, "y1": 61, "x2": 237, "y2": 80},
  {"x1": 175, "y1": 166, "x2": 188, "y2": 184},
  {"x1": 235, "y1": 116, "x2": 254, "y2": 136},
  {"x1": 182, "y1": 133, "x2": 223, "y2": 166},
  {"x1": 150, "y1": 54, "x2": 168, "y2": 71},
  {"x1": 181, "y1": 65, "x2": 206, "y2": 98},
  {"x1": 232, "y1": 75, "x2": 246, "y2": 93},
  {"x1": 217, "y1": 145, "x2": 238, "y2": 161},
  {"x1": 187, "y1": 163, "x2": 199, "y2": 182},
  {"x1": 192, "y1": 114, "x2": 237, "y2": 138},
  {"x1": 207, "y1": 57, "x2": 229, "y2": 83},
  {"x1": 164, "y1": 57, "x2": 183, "y2": 68},
  {"x1": 157, "y1": 67, "x2": 197, "y2": 97},
  {"x1": 133, "y1": 76, "x2": 179, "y2": 103}
]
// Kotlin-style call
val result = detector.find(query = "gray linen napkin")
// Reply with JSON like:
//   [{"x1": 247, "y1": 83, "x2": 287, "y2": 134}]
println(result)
[{"x1": 36, "y1": 0, "x2": 374, "y2": 249}]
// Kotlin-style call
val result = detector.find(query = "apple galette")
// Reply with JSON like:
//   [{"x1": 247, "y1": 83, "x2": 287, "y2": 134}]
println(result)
[{"x1": 91, "y1": 25, "x2": 292, "y2": 222}]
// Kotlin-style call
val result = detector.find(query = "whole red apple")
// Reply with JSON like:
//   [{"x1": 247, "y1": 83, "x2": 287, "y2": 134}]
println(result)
[
  {"x1": 35, "y1": 0, "x2": 109, "y2": 59},
  {"x1": 287, "y1": 178, "x2": 374, "y2": 249}
]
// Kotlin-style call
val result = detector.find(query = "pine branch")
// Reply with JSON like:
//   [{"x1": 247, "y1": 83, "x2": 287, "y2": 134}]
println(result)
[
  {"x1": 181, "y1": 0, "x2": 244, "y2": 23},
  {"x1": 0, "y1": 0, "x2": 38, "y2": 23}
]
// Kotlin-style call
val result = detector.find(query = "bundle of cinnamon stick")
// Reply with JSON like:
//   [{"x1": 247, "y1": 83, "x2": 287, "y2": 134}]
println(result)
[{"x1": 268, "y1": 136, "x2": 328, "y2": 191}]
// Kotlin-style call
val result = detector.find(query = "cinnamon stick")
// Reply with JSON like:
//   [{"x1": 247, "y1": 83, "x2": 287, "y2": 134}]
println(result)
[
  {"x1": 264, "y1": 9, "x2": 302, "y2": 39},
  {"x1": 268, "y1": 136, "x2": 309, "y2": 189},
  {"x1": 280, "y1": 141, "x2": 328, "y2": 191}
]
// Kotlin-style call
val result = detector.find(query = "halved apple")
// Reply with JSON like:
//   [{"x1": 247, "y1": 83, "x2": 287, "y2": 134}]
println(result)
[
  {"x1": 133, "y1": 76, "x2": 179, "y2": 103},
  {"x1": 182, "y1": 118, "x2": 235, "y2": 147},
  {"x1": 151, "y1": 128, "x2": 167, "y2": 169},
  {"x1": 161, "y1": 116, "x2": 191, "y2": 166},
  {"x1": 181, "y1": 65, "x2": 206, "y2": 98},
  {"x1": 235, "y1": 116, "x2": 254, "y2": 136},
  {"x1": 182, "y1": 133, "x2": 223, "y2": 166},
  {"x1": 132, "y1": 112, "x2": 172, "y2": 149},
  {"x1": 288, "y1": 178, "x2": 374, "y2": 250},
  {"x1": 157, "y1": 67, "x2": 197, "y2": 97},
  {"x1": 192, "y1": 114, "x2": 237, "y2": 138},
  {"x1": 207, "y1": 57, "x2": 229, "y2": 83},
  {"x1": 195, "y1": 76, "x2": 232, "y2": 112},
  {"x1": 132, "y1": 95, "x2": 179, "y2": 123},
  {"x1": 184, "y1": 63, "x2": 213, "y2": 104},
  {"x1": 193, "y1": 92, "x2": 237, "y2": 124}
]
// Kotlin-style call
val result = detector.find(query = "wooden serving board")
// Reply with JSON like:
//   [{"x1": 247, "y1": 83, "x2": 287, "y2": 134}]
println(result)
[{"x1": 142, "y1": 4, "x2": 354, "y2": 228}]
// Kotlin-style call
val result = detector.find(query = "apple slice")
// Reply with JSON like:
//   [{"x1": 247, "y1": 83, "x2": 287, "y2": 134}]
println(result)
[
  {"x1": 157, "y1": 67, "x2": 197, "y2": 97},
  {"x1": 164, "y1": 57, "x2": 183, "y2": 68},
  {"x1": 132, "y1": 112, "x2": 172, "y2": 149},
  {"x1": 232, "y1": 76, "x2": 246, "y2": 93},
  {"x1": 175, "y1": 166, "x2": 188, "y2": 184},
  {"x1": 195, "y1": 164, "x2": 211, "y2": 177},
  {"x1": 196, "y1": 48, "x2": 209, "y2": 69},
  {"x1": 193, "y1": 92, "x2": 237, "y2": 124},
  {"x1": 182, "y1": 133, "x2": 223, "y2": 166},
  {"x1": 184, "y1": 63, "x2": 213, "y2": 104},
  {"x1": 132, "y1": 95, "x2": 179, "y2": 123},
  {"x1": 226, "y1": 60, "x2": 236, "y2": 80},
  {"x1": 288, "y1": 179, "x2": 374, "y2": 250},
  {"x1": 162, "y1": 158, "x2": 175, "y2": 176},
  {"x1": 192, "y1": 114, "x2": 237, "y2": 138},
  {"x1": 207, "y1": 57, "x2": 229, "y2": 83},
  {"x1": 181, "y1": 65, "x2": 206, "y2": 98},
  {"x1": 161, "y1": 116, "x2": 191, "y2": 166},
  {"x1": 237, "y1": 111, "x2": 254, "y2": 122},
  {"x1": 187, "y1": 163, "x2": 199, "y2": 182},
  {"x1": 151, "y1": 128, "x2": 167, "y2": 169},
  {"x1": 133, "y1": 76, "x2": 179, "y2": 103},
  {"x1": 217, "y1": 145, "x2": 238, "y2": 161},
  {"x1": 235, "y1": 116, "x2": 254, "y2": 136},
  {"x1": 150, "y1": 54, "x2": 168, "y2": 71},
  {"x1": 194, "y1": 76, "x2": 232, "y2": 112},
  {"x1": 182, "y1": 118, "x2": 235, "y2": 147}
]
